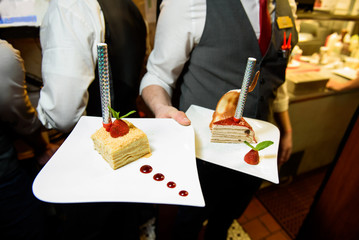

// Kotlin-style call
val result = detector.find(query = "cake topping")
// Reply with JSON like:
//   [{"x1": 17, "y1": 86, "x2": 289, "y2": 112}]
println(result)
[
  {"x1": 213, "y1": 117, "x2": 254, "y2": 130},
  {"x1": 243, "y1": 141, "x2": 273, "y2": 165},
  {"x1": 110, "y1": 120, "x2": 129, "y2": 138},
  {"x1": 209, "y1": 69, "x2": 258, "y2": 130},
  {"x1": 107, "y1": 107, "x2": 136, "y2": 138}
]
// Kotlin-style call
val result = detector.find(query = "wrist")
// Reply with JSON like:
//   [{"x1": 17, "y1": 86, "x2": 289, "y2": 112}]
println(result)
[
  {"x1": 153, "y1": 103, "x2": 170, "y2": 118},
  {"x1": 280, "y1": 128, "x2": 292, "y2": 135}
]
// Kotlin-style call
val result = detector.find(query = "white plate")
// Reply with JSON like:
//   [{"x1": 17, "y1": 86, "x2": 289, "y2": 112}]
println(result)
[
  {"x1": 32, "y1": 116, "x2": 204, "y2": 206},
  {"x1": 186, "y1": 105, "x2": 280, "y2": 184}
]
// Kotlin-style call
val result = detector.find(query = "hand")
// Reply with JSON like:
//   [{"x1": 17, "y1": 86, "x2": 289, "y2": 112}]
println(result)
[
  {"x1": 326, "y1": 75, "x2": 359, "y2": 92},
  {"x1": 154, "y1": 104, "x2": 191, "y2": 126},
  {"x1": 141, "y1": 85, "x2": 191, "y2": 126},
  {"x1": 326, "y1": 79, "x2": 346, "y2": 91},
  {"x1": 278, "y1": 130, "x2": 292, "y2": 167},
  {"x1": 35, "y1": 143, "x2": 59, "y2": 167}
]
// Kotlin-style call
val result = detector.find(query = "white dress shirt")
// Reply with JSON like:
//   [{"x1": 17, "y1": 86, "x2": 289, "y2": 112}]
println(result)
[
  {"x1": 140, "y1": 0, "x2": 297, "y2": 113},
  {"x1": 37, "y1": 0, "x2": 105, "y2": 132}
]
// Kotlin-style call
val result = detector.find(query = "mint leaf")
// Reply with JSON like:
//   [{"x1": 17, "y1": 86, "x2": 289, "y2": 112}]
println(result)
[
  {"x1": 255, "y1": 141, "x2": 274, "y2": 151},
  {"x1": 119, "y1": 110, "x2": 136, "y2": 119},
  {"x1": 109, "y1": 106, "x2": 119, "y2": 119},
  {"x1": 244, "y1": 141, "x2": 256, "y2": 150},
  {"x1": 108, "y1": 106, "x2": 135, "y2": 119},
  {"x1": 244, "y1": 140, "x2": 274, "y2": 151}
]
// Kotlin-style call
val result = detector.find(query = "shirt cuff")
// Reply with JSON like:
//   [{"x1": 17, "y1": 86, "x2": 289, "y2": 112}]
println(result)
[
  {"x1": 273, "y1": 97, "x2": 289, "y2": 112},
  {"x1": 139, "y1": 72, "x2": 173, "y2": 97}
]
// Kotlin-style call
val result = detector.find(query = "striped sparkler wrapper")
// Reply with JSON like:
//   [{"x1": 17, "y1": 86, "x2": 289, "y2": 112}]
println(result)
[
  {"x1": 97, "y1": 43, "x2": 111, "y2": 124},
  {"x1": 234, "y1": 57, "x2": 257, "y2": 121}
]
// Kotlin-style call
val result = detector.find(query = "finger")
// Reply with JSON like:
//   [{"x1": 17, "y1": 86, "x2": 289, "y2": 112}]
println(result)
[{"x1": 173, "y1": 111, "x2": 191, "y2": 126}]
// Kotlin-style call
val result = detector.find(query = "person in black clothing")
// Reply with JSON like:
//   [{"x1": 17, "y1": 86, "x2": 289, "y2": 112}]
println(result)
[
  {"x1": 140, "y1": 0, "x2": 298, "y2": 239},
  {"x1": 0, "y1": 39, "x2": 58, "y2": 240}
]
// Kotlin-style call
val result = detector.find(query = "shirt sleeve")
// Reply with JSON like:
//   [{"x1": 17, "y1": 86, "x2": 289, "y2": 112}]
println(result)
[
  {"x1": 37, "y1": 0, "x2": 104, "y2": 132},
  {"x1": 273, "y1": 81, "x2": 289, "y2": 112},
  {"x1": 0, "y1": 40, "x2": 42, "y2": 135},
  {"x1": 140, "y1": 0, "x2": 205, "y2": 97}
]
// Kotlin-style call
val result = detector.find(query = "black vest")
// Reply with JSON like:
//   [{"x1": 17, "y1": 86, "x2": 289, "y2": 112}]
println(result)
[
  {"x1": 87, "y1": 0, "x2": 147, "y2": 117},
  {"x1": 176, "y1": 0, "x2": 298, "y2": 121}
]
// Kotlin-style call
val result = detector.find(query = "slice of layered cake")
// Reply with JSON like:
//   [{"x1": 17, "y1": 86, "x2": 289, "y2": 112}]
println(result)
[
  {"x1": 91, "y1": 109, "x2": 151, "y2": 170},
  {"x1": 210, "y1": 90, "x2": 256, "y2": 143},
  {"x1": 210, "y1": 117, "x2": 255, "y2": 143}
]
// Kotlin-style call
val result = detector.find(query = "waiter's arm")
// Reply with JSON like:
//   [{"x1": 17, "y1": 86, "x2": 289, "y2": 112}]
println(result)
[
  {"x1": 140, "y1": 1, "x2": 199, "y2": 126},
  {"x1": 273, "y1": 82, "x2": 292, "y2": 165},
  {"x1": 274, "y1": 110, "x2": 292, "y2": 166}
]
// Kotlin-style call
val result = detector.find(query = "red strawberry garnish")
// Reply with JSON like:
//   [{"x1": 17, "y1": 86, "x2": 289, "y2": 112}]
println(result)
[
  {"x1": 243, "y1": 141, "x2": 273, "y2": 165},
  {"x1": 110, "y1": 119, "x2": 129, "y2": 138},
  {"x1": 106, "y1": 107, "x2": 136, "y2": 138},
  {"x1": 244, "y1": 149, "x2": 259, "y2": 165}
]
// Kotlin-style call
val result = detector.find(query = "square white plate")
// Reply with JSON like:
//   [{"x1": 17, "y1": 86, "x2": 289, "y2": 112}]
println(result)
[
  {"x1": 32, "y1": 116, "x2": 204, "y2": 206},
  {"x1": 186, "y1": 105, "x2": 280, "y2": 183}
]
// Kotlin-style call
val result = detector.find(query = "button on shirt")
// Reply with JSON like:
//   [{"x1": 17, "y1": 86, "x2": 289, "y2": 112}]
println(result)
[{"x1": 140, "y1": 0, "x2": 297, "y2": 113}]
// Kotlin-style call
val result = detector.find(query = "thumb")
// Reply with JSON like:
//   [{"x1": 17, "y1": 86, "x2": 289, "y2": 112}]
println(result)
[{"x1": 173, "y1": 111, "x2": 191, "y2": 126}]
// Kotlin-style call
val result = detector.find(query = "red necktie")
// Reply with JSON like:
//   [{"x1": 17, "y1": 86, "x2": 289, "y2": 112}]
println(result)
[{"x1": 258, "y1": 0, "x2": 272, "y2": 55}]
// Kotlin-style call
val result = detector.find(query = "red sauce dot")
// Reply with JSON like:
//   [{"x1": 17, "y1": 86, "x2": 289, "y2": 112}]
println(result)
[
  {"x1": 140, "y1": 165, "x2": 153, "y2": 174},
  {"x1": 153, "y1": 173, "x2": 165, "y2": 181},
  {"x1": 167, "y1": 181, "x2": 176, "y2": 188},
  {"x1": 179, "y1": 190, "x2": 188, "y2": 197}
]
